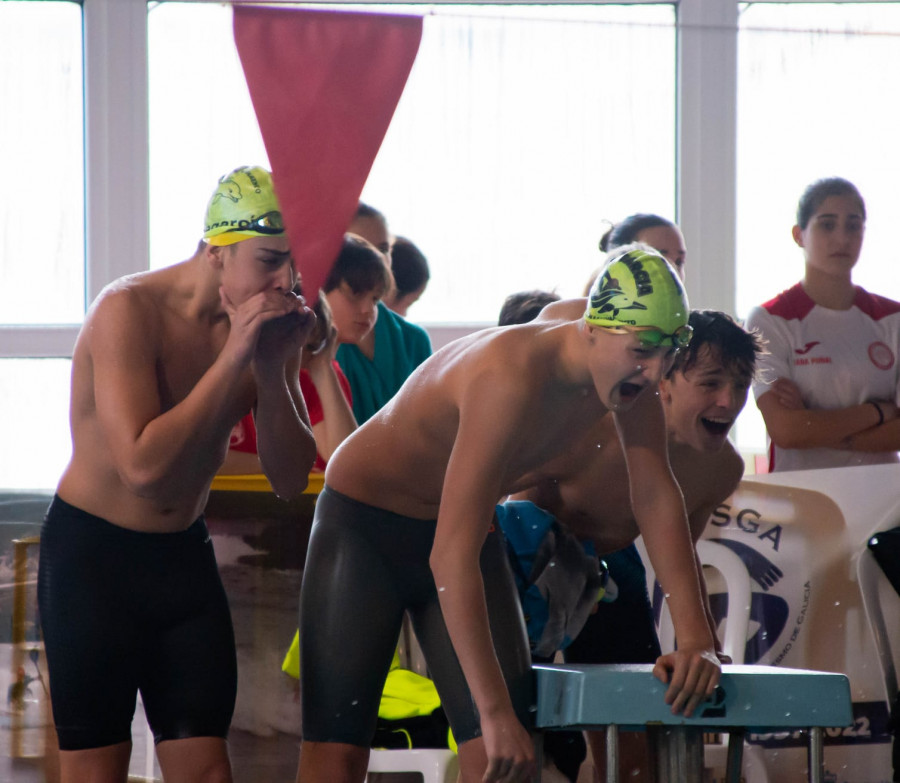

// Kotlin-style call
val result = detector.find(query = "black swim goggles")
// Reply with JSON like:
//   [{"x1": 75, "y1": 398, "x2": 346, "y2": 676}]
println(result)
[
  {"x1": 597, "y1": 324, "x2": 693, "y2": 349},
  {"x1": 224, "y1": 210, "x2": 285, "y2": 236}
]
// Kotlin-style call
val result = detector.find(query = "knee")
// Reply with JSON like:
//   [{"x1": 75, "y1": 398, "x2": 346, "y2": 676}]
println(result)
[
  {"x1": 298, "y1": 740, "x2": 369, "y2": 783},
  {"x1": 194, "y1": 760, "x2": 233, "y2": 783}
]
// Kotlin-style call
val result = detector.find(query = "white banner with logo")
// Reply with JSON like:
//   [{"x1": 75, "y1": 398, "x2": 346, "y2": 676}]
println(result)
[{"x1": 699, "y1": 463, "x2": 900, "y2": 783}]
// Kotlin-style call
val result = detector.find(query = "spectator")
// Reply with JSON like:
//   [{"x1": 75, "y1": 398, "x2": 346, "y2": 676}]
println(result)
[
  {"x1": 585, "y1": 213, "x2": 687, "y2": 293},
  {"x1": 745, "y1": 177, "x2": 900, "y2": 471},
  {"x1": 384, "y1": 235, "x2": 430, "y2": 318},
  {"x1": 336, "y1": 203, "x2": 432, "y2": 424},
  {"x1": 498, "y1": 290, "x2": 560, "y2": 327}
]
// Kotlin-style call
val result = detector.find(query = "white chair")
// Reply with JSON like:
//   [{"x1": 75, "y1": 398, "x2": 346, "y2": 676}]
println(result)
[
  {"x1": 640, "y1": 537, "x2": 768, "y2": 783},
  {"x1": 366, "y1": 748, "x2": 458, "y2": 783},
  {"x1": 649, "y1": 539, "x2": 753, "y2": 664},
  {"x1": 856, "y1": 546, "x2": 898, "y2": 709}
]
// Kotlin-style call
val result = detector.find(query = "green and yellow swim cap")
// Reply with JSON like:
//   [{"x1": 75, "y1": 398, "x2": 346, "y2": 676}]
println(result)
[
  {"x1": 585, "y1": 246, "x2": 691, "y2": 347},
  {"x1": 203, "y1": 165, "x2": 286, "y2": 246}
]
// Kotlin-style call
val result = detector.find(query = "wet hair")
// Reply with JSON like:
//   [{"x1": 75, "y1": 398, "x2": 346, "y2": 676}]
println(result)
[
  {"x1": 391, "y1": 236, "x2": 430, "y2": 297},
  {"x1": 599, "y1": 213, "x2": 676, "y2": 253},
  {"x1": 323, "y1": 234, "x2": 392, "y2": 298},
  {"x1": 667, "y1": 310, "x2": 763, "y2": 384},
  {"x1": 796, "y1": 177, "x2": 866, "y2": 229},
  {"x1": 498, "y1": 290, "x2": 561, "y2": 326}
]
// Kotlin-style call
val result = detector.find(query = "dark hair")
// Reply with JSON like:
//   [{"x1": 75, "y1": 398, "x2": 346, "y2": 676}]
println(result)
[
  {"x1": 323, "y1": 234, "x2": 392, "y2": 297},
  {"x1": 498, "y1": 290, "x2": 561, "y2": 326},
  {"x1": 302, "y1": 292, "x2": 334, "y2": 354},
  {"x1": 668, "y1": 309, "x2": 762, "y2": 383},
  {"x1": 391, "y1": 236, "x2": 430, "y2": 297},
  {"x1": 355, "y1": 201, "x2": 387, "y2": 224},
  {"x1": 796, "y1": 177, "x2": 866, "y2": 229},
  {"x1": 599, "y1": 213, "x2": 676, "y2": 252}
]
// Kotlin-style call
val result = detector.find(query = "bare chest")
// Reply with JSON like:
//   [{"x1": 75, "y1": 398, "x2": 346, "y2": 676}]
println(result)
[{"x1": 156, "y1": 320, "x2": 253, "y2": 415}]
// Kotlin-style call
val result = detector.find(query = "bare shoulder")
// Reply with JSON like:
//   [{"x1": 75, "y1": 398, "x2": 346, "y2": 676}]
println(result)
[{"x1": 82, "y1": 273, "x2": 164, "y2": 353}]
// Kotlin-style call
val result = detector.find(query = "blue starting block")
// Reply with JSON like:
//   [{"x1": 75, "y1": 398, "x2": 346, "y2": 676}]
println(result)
[{"x1": 534, "y1": 663, "x2": 853, "y2": 783}]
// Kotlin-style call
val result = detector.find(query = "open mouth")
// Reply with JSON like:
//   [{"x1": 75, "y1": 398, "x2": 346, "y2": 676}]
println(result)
[
  {"x1": 618, "y1": 381, "x2": 645, "y2": 402},
  {"x1": 701, "y1": 416, "x2": 732, "y2": 437}
]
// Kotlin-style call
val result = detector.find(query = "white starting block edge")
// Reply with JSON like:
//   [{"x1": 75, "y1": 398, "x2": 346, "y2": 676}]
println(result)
[{"x1": 534, "y1": 663, "x2": 853, "y2": 733}]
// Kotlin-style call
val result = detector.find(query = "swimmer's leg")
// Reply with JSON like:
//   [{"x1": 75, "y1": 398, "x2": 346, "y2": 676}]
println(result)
[
  {"x1": 410, "y1": 524, "x2": 535, "y2": 783},
  {"x1": 296, "y1": 491, "x2": 410, "y2": 782},
  {"x1": 156, "y1": 736, "x2": 233, "y2": 783},
  {"x1": 57, "y1": 742, "x2": 131, "y2": 783},
  {"x1": 296, "y1": 742, "x2": 369, "y2": 783}
]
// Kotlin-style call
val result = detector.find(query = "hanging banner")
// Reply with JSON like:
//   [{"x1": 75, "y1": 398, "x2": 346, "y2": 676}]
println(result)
[{"x1": 233, "y1": 6, "x2": 422, "y2": 302}]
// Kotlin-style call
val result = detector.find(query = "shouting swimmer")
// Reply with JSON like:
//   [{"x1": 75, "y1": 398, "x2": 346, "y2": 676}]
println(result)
[
  {"x1": 38, "y1": 166, "x2": 318, "y2": 783},
  {"x1": 296, "y1": 245, "x2": 721, "y2": 783}
]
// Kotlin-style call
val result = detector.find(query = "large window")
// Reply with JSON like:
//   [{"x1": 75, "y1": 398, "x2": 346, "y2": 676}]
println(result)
[
  {"x1": 0, "y1": 1, "x2": 84, "y2": 326},
  {"x1": 733, "y1": 2, "x2": 900, "y2": 454},
  {"x1": 148, "y1": 3, "x2": 676, "y2": 322},
  {"x1": 0, "y1": 1, "x2": 82, "y2": 492}
]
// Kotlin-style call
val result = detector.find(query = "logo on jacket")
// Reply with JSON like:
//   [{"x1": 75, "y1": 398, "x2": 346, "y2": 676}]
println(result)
[
  {"x1": 794, "y1": 341, "x2": 820, "y2": 355},
  {"x1": 868, "y1": 341, "x2": 895, "y2": 371}
]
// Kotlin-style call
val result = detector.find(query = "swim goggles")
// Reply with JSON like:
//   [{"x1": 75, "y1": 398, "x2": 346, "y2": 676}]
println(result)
[
  {"x1": 220, "y1": 210, "x2": 285, "y2": 237},
  {"x1": 597, "y1": 323, "x2": 693, "y2": 349}
]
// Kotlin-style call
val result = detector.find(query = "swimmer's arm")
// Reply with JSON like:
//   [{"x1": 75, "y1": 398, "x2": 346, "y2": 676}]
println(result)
[
  {"x1": 430, "y1": 377, "x2": 535, "y2": 779},
  {"x1": 615, "y1": 392, "x2": 719, "y2": 715},
  {"x1": 305, "y1": 346, "x2": 357, "y2": 463},
  {"x1": 91, "y1": 289, "x2": 262, "y2": 499},
  {"x1": 253, "y1": 353, "x2": 316, "y2": 499},
  {"x1": 683, "y1": 447, "x2": 743, "y2": 662},
  {"x1": 757, "y1": 384, "x2": 897, "y2": 450}
]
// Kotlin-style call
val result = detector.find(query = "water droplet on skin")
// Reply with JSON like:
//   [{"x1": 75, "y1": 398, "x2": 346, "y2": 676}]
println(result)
[
  {"x1": 834, "y1": 601, "x2": 841, "y2": 607},
  {"x1": 596, "y1": 443, "x2": 602, "y2": 449},
  {"x1": 438, "y1": 586, "x2": 446, "y2": 592}
]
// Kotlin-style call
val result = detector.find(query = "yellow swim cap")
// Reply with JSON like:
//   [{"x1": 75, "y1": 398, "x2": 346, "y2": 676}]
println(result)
[
  {"x1": 585, "y1": 246, "x2": 691, "y2": 346},
  {"x1": 203, "y1": 165, "x2": 285, "y2": 246}
]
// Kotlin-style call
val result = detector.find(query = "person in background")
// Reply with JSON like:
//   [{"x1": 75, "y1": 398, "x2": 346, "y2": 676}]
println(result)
[
  {"x1": 37, "y1": 165, "x2": 317, "y2": 782},
  {"x1": 296, "y1": 246, "x2": 720, "y2": 783},
  {"x1": 222, "y1": 234, "x2": 391, "y2": 474},
  {"x1": 585, "y1": 213, "x2": 687, "y2": 294},
  {"x1": 498, "y1": 290, "x2": 560, "y2": 327},
  {"x1": 336, "y1": 203, "x2": 432, "y2": 424},
  {"x1": 384, "y1": 235, "x2": 430, "y2": 318},
  {"x1": 745, "y1": 176, "x2": 900, "y2": 471}
]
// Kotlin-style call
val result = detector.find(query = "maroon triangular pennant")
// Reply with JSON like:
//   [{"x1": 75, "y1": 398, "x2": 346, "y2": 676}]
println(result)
[{"x1": 233, "y1": 5, "x2": 422, "y2": 303}]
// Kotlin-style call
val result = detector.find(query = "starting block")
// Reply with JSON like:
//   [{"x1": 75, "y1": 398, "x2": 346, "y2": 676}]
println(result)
[{"x1": 534, "y1": 663, "x2": 853, "y2": 783}]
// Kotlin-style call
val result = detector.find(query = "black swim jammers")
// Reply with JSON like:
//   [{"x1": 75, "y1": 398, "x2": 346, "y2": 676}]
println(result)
[{"x1": 37, "y1": 496, "x2": 237, "y2": 751}]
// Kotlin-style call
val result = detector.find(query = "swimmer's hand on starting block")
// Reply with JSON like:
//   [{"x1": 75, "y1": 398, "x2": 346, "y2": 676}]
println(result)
[{"x1": 652, "y1": 647, "x2": 721, "y2": 718}]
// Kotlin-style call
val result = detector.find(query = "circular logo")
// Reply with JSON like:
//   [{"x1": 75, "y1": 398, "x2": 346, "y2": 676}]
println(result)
[{"x1": 868, "y1": 341, "x2": 895, "y2": 370}]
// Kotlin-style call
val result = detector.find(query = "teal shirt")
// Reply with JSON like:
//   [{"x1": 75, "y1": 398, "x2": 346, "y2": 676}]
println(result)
[{"x1": 336, "y1": 302, "x2": 432, "y2": 424}]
